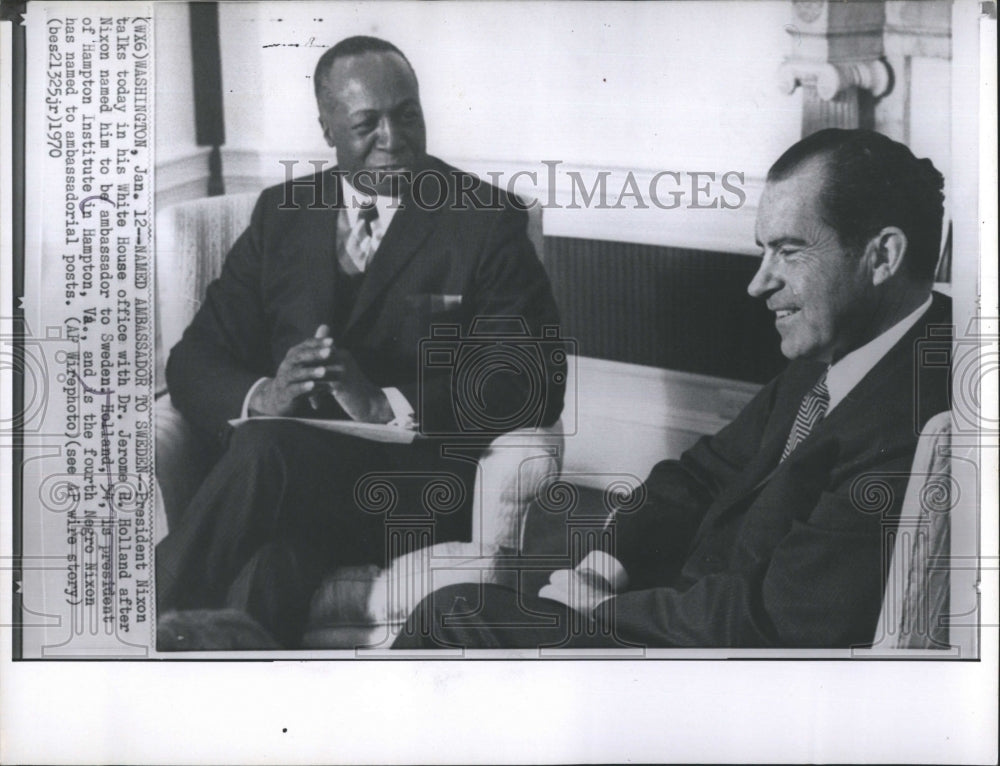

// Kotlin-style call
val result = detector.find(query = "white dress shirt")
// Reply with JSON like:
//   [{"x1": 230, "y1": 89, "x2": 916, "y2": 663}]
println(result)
[{"x1": 825, "y1": 295, "x2": 932, "y2": 413}]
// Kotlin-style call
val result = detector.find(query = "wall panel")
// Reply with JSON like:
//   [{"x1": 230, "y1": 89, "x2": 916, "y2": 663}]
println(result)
[{"x1": 542, "y1": 236, "x2": 787, "y2": 383}]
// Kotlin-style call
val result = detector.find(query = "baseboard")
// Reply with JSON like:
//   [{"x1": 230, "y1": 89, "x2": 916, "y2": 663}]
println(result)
[{"x1": 156, "y1": 149, "x2": 211, "y2": 210}]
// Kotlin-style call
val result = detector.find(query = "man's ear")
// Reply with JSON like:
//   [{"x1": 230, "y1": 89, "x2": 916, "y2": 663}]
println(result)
[{"x1": 865, "y1": 226, "x2": 908, "y2": 286}]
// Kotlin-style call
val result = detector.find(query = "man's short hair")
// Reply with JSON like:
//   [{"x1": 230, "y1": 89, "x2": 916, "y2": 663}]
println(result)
[
  {"x1": 767, "y1": 128, "x2": 945, "y2": 282},
  {"x1": 313, "y1": 36, "x2": 416, "y2": 99}
]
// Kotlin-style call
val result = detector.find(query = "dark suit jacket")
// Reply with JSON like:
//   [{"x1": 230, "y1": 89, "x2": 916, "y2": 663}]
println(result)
[
  {"x1": 166, "y1": 157, "x2": 566, "y2": 442},
  {"x1": 607, "y1": 292, "x2": 952, "y2": 647}
]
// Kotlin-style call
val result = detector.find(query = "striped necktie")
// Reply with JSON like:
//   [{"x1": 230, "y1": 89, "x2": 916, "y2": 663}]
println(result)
[
  {"x1": 358, "y1": 201, "x2": 378, "y2": 237},
  {"x1": 344, "y1": 202, "x2": 381, "y2": 272},
  {"x1": 781, "y1": 372, "x2": 829, "y2": 461}
]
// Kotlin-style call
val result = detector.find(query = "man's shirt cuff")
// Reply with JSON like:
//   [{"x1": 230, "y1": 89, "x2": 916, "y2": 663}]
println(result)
[
  {"x1": 382, "y1": 387, "x2": 417, "y2": 429},
  {"x1": 576, "y1": 550, "x2": 629, "y2": 592},
  {"x1": 242, "y1": 377, "x2": 270, "y2": 418}
]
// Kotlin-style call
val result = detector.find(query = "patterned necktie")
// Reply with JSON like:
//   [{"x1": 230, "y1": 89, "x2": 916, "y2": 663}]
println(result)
[
  {"x1": 358, "y1": 202, "x2": 378, "y2": 237},
  {"x1": 345, "y1": 202, "x2": 380, "y2": 272},
  {"x1": 781, "y1": 372, "x2": 829, "y2": 461}
]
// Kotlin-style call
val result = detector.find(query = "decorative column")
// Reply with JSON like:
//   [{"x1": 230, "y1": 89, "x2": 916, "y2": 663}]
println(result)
[
  {"x1": 881, "y1": 0, "x2": 952, "y2": 282},
  {"x1": 879, "y1": 1, "x2": 951, "y2": 140},
  {"x1": 777, "y1": 0, "x2": 892, "y2": 135}
]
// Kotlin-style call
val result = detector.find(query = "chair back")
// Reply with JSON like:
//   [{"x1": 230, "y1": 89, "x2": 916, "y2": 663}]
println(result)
[
  {"x1": 871, "y1": 411, "x2": 956, "y2": 651},
  {"x1": 155, "y1": 193, "x2": 260, "y2": 386}
]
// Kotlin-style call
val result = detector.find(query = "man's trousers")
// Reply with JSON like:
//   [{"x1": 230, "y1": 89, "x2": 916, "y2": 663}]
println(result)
[
  {"x1": 391, "y1": 582, "x2": 647, "y2": 651},
  {"x1": 155, "y1": 419, "x2": 478, "y2": 647}
]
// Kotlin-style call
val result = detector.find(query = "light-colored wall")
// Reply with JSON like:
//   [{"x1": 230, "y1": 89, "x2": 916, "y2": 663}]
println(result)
[
  {"x1": 154, "y1": 0, "x2": 957, "y2": 254},
  {"x1": 154, "y1": 2, "x2": 207, "y2": 209},
  {"x1": 156, "y1": 1, "x2": 807, "y2": 250},
  {"x1": 879, "y1": 0, "x2": 952, "y2": 225},
  {"x1": 216, "y1": 1, "x2": 801, "y2": 178},
  {"x1": 154, "y1": 3, "x2": 197, "y2": 163}
]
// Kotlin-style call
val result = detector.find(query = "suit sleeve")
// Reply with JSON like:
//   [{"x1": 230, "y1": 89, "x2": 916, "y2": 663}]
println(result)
[
  {"x1": 610, "y1": 376, "x2": 781, "y2": 588},
  {"x1": 605, "y1": 447, "x2": 914, "y2": 648},
  {"x1": 399, "y1": 203, "x2": 566, "y2": 435},
  {"x1": 165, "y1": 194, "x2": 274, "y2": 441}
]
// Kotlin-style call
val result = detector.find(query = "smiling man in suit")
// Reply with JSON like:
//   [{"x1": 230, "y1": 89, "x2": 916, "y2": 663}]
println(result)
[
  {"x1": 395, "y1": 128, "x2": 952, "y2": 650},
  {"x1": 156, "y1": 36, "x2": 565, "y2": 648}
]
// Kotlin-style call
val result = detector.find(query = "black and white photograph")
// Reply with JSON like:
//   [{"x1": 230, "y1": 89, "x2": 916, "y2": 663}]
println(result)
[
  {"x1": 1, "y1": 0, "x2": 996, "y2": 762},
  {"x1": 148, "y1": 0, "x2": 982, "y2": 656}
]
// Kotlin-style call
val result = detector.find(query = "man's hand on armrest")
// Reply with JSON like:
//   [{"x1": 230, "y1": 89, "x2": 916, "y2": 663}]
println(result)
[{"x1": 538, "y1": 552, "x2": 629, "y2": 615}]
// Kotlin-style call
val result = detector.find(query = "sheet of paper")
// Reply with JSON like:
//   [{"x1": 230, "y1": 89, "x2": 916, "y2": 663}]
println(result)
[{"x1": 228, "y1": 416, "x2": 420, "y2": 444}]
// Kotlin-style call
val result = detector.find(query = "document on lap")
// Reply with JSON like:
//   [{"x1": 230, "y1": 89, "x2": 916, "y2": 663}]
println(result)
[{"x1": 227, "y1": 416, "x2": 421, "y2": 445}]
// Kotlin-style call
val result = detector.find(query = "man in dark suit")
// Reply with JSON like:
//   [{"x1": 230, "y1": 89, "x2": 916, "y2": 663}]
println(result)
[
  {"x1": 394, "y1": 128, "x2": 952, "y2": 650},
  {"x1": 156, "y1": 36, "x2": 565, "y2": 648}
]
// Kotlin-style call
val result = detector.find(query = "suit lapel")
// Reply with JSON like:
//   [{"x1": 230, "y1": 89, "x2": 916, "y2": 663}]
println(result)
[
  {"x1": 717, "y1": 294, "x2": 949, "y2": 511},
  {"x1": 682, "y1": 293, "x2": 950, "y2": 556},
  {"x1": 719, "y1": 355, "x2": 894, "y2": 512},
  {"x1": 719, "y1": 370, "x2": 818, "y2": 508},
  {"x1": 796, "y1": 293, "x2": 948, "y2": 448},
  {"x1": 342, "y1": 195, "x2": 439, "y2": 336},
  {"x1": 298, "y1": 174, "x2": 342, "y2": 329}
]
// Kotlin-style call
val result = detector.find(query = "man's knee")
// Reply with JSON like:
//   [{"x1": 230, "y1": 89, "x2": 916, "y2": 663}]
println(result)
[
  {"x1": 392, "y1": 582, "x2": 489, "y2": 649},
  {"x1": 225, "y1": 420, "x2": 309, "y2": 464},
  {"x1": 428, "y1": 582, "x2": 486, "y2": 614},
  {"x1": 396, "y1": 581, "x2": 565, "y2": 649}
]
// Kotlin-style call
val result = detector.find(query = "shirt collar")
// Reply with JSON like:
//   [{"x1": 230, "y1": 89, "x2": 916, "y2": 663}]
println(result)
[
  {"x1": 825, "y1": 295, "x2": 933, "y2": 412},
  {"x1": 340, "y1": 175, "x2": 399, "y2": 233}
]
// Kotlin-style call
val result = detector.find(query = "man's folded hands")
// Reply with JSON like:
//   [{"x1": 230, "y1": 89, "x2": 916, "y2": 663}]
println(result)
[{"x1": 249, "y1": 324, "x2": 393, "y2": 423}]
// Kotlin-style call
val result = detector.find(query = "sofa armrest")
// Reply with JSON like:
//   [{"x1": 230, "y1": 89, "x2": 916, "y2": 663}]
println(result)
[
  {"x1": 365, "y1": 423, "x2": 565, "y2": 626},
  {"x1": 154, "y1": 394, "x2": 218, "y2": 532},
  {"x1": 471, "y1": 423, "x2": 565, "y2": 554}
]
